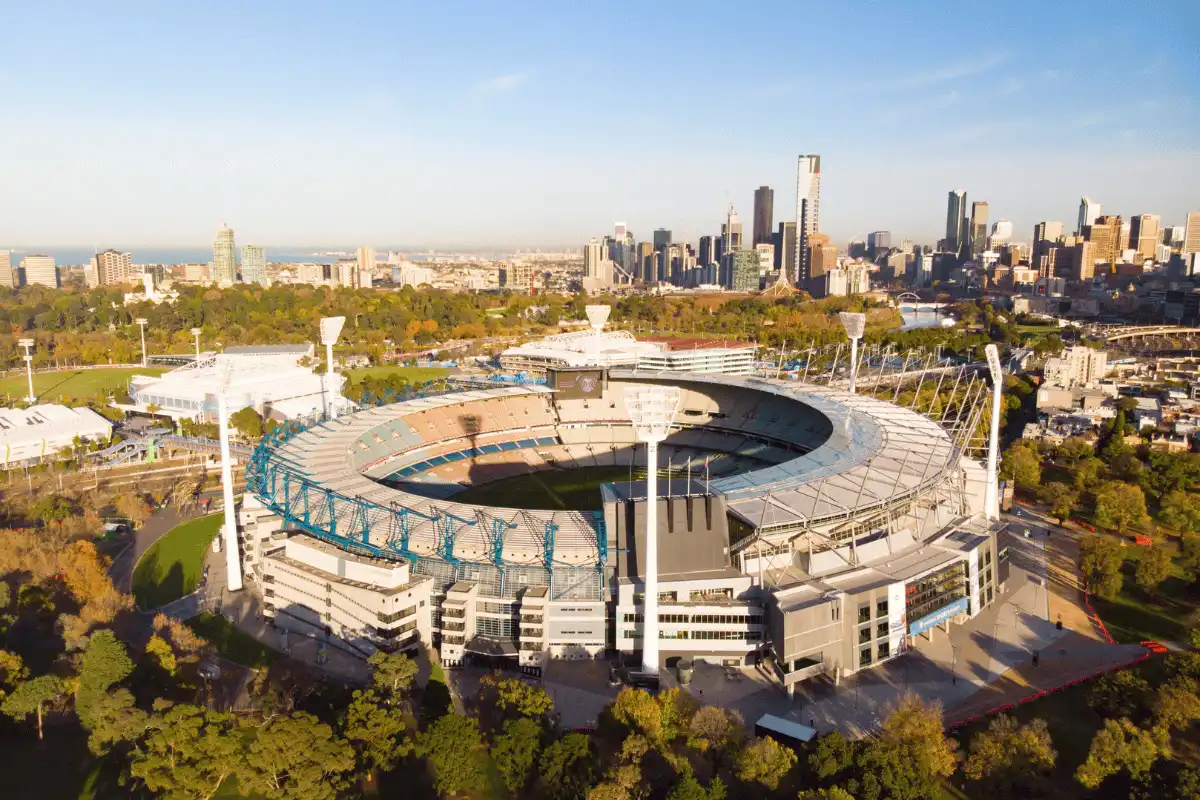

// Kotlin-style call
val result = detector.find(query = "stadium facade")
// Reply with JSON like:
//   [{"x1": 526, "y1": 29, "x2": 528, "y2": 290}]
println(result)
[
  {"x1": 240, "y1": 346, "x2": 1004, "y2": 690},
  {"x1": 499, "y1": 330, "x2": 757, "y2": 377}
]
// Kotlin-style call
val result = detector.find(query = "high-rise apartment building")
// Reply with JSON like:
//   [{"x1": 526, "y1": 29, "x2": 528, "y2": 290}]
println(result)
[
  {"x1": 945, "y1": 190, "x2": 968, "y2": 253},
  {"x1": 990, "y1": 220, "x2": 1013, "y2": 246},
  {"x1": 1072, "y1": 240, "x2": 1096, "y2": 281},
  {"x1": 584, "y1": 238, "x2": 603, "y2": 279},
  {"x1": 0, "y1": 251, "x2": 12, "y2": 288},
  {"x1": 637, "y1": 242, "x2": 655, "y2": 283},
  {"x1": 614, "y1": 222, "x2": 627, "y2": 241},
  {"x1": 1185, "y1": 212, "x2": 1200, "y2": 254},
  {"x1": 357, "y1": 246, "x2": 376, "y2": 276},
  {"x1": 1032, "y1": 221, "x2": 1064, "y2": 277},
  {"x1": 969, "y1": 202, "x2": 989, "y2": 258},
  {"x1": 728, "y1": 250, "x2": 759, "y2": 292},
  {"x1": 92, "y1": 249, "x2": 133, "y2": 286},
  {"x1": 794, "y1": 155, "x2": 821, "y2": 285},
  {"x1": 752, "y1": 186, "x2": 774, "y2": 247},
  {"x1": 499, "y1": 262, "x2": 534, "y2": 293},
  {"x1": 1130, "y1": 215, "x2": 1161, "y2": 261},
  {"x1": 1085, "y1": 215, "x2": 1123, "y2": 265},
  {"x1": 867, "y1": 231, "x2": 891, "y2": 251},
  {"x1": 774, "y1": 222, "x2": 796, "y2": 274},
  {"x1": 698, "y1": 236, "x2": 715, "y2": 267},
  {"x1": 212, "y1": 225, "x2": 237, "y2": 285},
  {"x1": 722, "y1": 206, "x2": 743, "y2": 254},
  {"x1": 653, "y1": 229, "x2": 672, "y2": 252},
  {"x1": 1078, "y1": 197, "x2": 1101, "y2": 235},
  {"x1": 241, "y1": 245, "x2": 268, "y2": 285},
  {"x1": 807, "y1": 233, "x2": 837, "y2": 278},
  {"x1": 20, "y1": 255, "x2": 58, "y2": 288}
]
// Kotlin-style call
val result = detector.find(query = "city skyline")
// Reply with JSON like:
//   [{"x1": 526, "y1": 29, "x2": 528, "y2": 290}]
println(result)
[{"x1": 1, "y1": 1, "x2": 1198, "y2": 248}]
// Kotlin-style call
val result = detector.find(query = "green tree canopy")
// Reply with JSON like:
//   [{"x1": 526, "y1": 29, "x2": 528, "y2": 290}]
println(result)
[
  {"x1": 365, "y1": 650, "x2": 417, "y2": 701},
  {"x1": 1038, "y1": 482, "x2": 1078, "y2": 524},
  {"x1": 129, "y1": 704, "x2": 241, "y2": 800},
  {"x1": 1, "y1": 674, "x2": 66, "y2": 741},
  {"x1": 1080, "y1": 535, "x2": 1125, "y2": 599},
  {"x1": 416, "y1": 713, "x2": 489, "y2": 798},
  {"x1": 1076, "y1": 718, "x2": 1170, "y2": 790},
  {"x1": 492, "y1": 716, "x2": 542, "y2": 796},
  {"x1": 1135, "y1": 546, "x2": 1173, "y2": 593},
  {"x1": 229, "y1": 405, "x2": 264, "y2": 440},
  {"x1": 962, "y1": 715, "x2": 1056, "y2": 790},
  {"x1": 238, "y1": 712, "x2": 355, "y2": 800},
  {"x1": 735, "y1": 736, "x2": 797, "y2": 791},
  {"x1": 1095, "y1": 481, "x2": 1150, "y2": 533},
  {"x1": 1002, "y1": 443, "x2": 1042, "y2": 491},
  {"x1": 343, "y1": 688, "x2": 411, "y2": 774},
  {"x1": 77, "y1": 629, "x2": 134, "y2": 727},
  {"x1": 538, "y1": 732, "x2": 595, "y2": 800},
  {"x1": 1160, "y1": 492, "x2": 1200, "y2": 534}
]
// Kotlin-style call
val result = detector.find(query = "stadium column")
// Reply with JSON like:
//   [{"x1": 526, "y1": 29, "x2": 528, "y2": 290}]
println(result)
[
  {"x1": 216, "y1": 358, "x2": 243, "y2": 592},
  {"x1": 984, "y1": 344, "x2": 1002, "y2": 520}
]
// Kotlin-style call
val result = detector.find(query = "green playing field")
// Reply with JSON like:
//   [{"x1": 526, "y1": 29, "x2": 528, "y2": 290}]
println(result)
[{"x1": 450, "y1": 466, "x2": 647, "y2": 511}]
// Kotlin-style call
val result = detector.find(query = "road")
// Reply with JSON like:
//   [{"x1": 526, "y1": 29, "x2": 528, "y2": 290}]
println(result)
[{"x1": 107, "y1": 507, "x2": 190, "y2": 592}]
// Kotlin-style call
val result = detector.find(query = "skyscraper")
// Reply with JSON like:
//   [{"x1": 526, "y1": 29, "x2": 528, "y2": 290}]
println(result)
[
  {"x1": 775, "y1": 222, "x2": 797, "y2": 274},
  {"x1": 1130, "y1": 215, "x2": 1161, "y2": 261},
  {"x1": 241, "y1": 244, "x2": 267, "y2": 285},
  {"x1": 728, "y1": 250, "x2": 759, "y2": 292},
  {"x1": 637, "y1": 242, "x2": 655, "y2": 283},
  {"x1": 20, "y1": 255, "x2": 58, "y2": 288},
  {"x1": 212, "y1": 225, "x2": 236, "y2": 285},
  {"x1": 807, "y1": 233, "x2": 837, "y2": 278},
  {"x1": 1085, "y1": 215, "x2": 1123, "y2": 266},
  {"x1": 357, "y1": 246, "x2": 376, "y2": 276},
  {"x1": 584, "y1": 238, "x2": 603, "y2": 278},
  {"x1": 794, "y1": 155, "x2": 821, "y2": 285},
  {"x1": 92, "y1": 249, "x2": 132, "y2": 285},
  {"x1": 1032, "y1": 221, "x2": 1064, "y2": 274},
  {"x1": 753, "y1": 186, "x2": 774, "y2": 247},
  {"x1": 0, "y1": 250, "x2": 12, "y2": 288},
  {"x1": 614, "y1": 221, "x2": 627, "y2": 241},
  {"x1": 969, "y1": 202, "x2": 989, "y2": 258},
  {"x1": 653, "y1": 228, "x2": 672, "y2": 252},
  {"x1": 945, "y1": 190, "x2": 968, "y2": 253},
  {"x1": 698, "y1": 236, "x2": 715, "y2": 267},
  {"x1": 1185, "y1": 212, "x2": 1200, "y2": 254},
  {"x1": 867, "y1": 231, "x2": 891, "y2": 251},
  {"x1": 1078, "y1": 197, "x2": 1101, "y2": 235},
  {"x1": 722, "y1": 206, "x2": 743, "y2": 252}
]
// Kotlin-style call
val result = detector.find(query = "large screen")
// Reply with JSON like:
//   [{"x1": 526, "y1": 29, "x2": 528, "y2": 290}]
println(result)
[{"x1": 549, "y1": 368, "x2": 605, "y2": 399}]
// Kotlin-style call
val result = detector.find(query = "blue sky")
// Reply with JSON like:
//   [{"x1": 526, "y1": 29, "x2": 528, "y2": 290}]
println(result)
[{"x1": 2, "y1": 1, "x2": 1198, "y2": 250}]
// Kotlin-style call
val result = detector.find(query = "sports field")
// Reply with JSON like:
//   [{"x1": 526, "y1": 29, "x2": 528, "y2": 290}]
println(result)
[
  {"x1": 0, "y1": 366, "x2": 165, "y2": 403},
  {"x1": 132, "y1": 514, "x2": 221, "y2": 609},
  {"x1": 344, "y1": 365, "x2": 451, "y2": 384},
  {"x1": 452, "y1": 466, "x2": 646, "y2": 510}
]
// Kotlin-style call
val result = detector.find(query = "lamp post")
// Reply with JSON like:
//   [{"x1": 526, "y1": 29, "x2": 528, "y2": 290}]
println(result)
[
  {"x1": 624, "y1": 384, "x2": 681, "y2": 676},
  {"x1": 18, "y1": 338, "x2": 35, "y2": 403},
  {"x1": 838, "y1": 312, "x2": 866, "y2": 394},
  {"x1": 191, "y1": 327, "x2": 202, "y2": 361},
  {"x1": 984, "y1": 343, "x2": 1003, "y2": 520},
  {"x1": 135, "y1": 318, "x2": 149, "y2": 367},
  {"x1": 585, "y1": 304, "x2": 611, "y2": 366},
  {"x1": 215, "y1": 356, "x2": 243, "y2": 592},
  {"x1": 319, "y1": 316, "x2": 346, "y2": 419}
]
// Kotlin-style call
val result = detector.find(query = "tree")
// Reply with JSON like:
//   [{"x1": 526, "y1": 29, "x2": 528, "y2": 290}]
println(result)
[
  {"x1": 809, "y1": 731, "x2": 856, "y2": 783},
  {"x1": 343, "y1": 689, "x2": 410, "y2": 774},
  {"x1": 878, "y1": 694, "x2": 958, "y2": 781},
  {"x1": 1056, "y1": 437, "x2": 1094, "y2": 465},
  {"x1": 1135, "y1": 546, "x2": 1173, "y2": 593},
  {"x1": 1095, "y1": 481, "x2": 1150, "y2": 533},
  {"x1": 962, "y1": 715, "x2": 1056, "y2": 789},
  {"x1": 1002, "y1": 443, "x2": 1042, "y2": 491},
  {"x1": 735, "y1": 736, "x2": 797, "y2": 791},
  {"x1": 237, "y1": 712, "x2": 356, "y2": 800},
  {"x1": 1160, "y1": 492, "x2": 1200, "y2": 534},
  {"x1": 492, "y1": 717, "x2": 542, "y2": 796},
  {"x1": 76, "y1": 629, "x2": 134, "y2": 727},
  {"x1": 229, "y1": 406, "x2": 264, "y2": 440},
  {"x1": 1152, "y1": 676, "x2": 1200, "y2": 731},
  {"x1": 611, "y1": 686, "x2": 663, "y2": 741},
  {"x1": 483, "y1": 675, "x2": 553, "y2": 721},
  {"x1": 1143, "y1": 451, "x2": 1200, "y2": 499},
  {"x1": 1038, "y1": 482, "x2": 1078, "y2": 524},
  {"x1": 31, "y1": 494, "x2": 79, "y2": 526},
  {"x1": 2, "y1": 675, "x2": 66, "y2": 741},
  {"x1": 145, "y1": 634, "x2": 177, "y2": 676},
  {"x1": 365, "y1": 651, "x2": 417, "y2": 701},
  {"x1": 686, "y1": 705, "x2": 743, "y2": 757},
  {"x1": 0, "y1": 649, "x2": 28, "y2": 701},
  {"x1": 129, "y1": 704, "x2": 241, "y2": 800},
  {"x1": 797, "y1": 789, "x2": 855, "y2": 800},
  {"x1": 1075, "y1": 456, "x2": 1107, "y2": 491},
  {"x1": 416, "y1": 713, "x2": 489, "y2": 798},
  {"x1": 1079, "y1": 535, "x2": 1125, "y2": 599},
  {"x1": 538, "y1": 732, "x2": 594, "y2": 800},
  {"x1": 666, "y1": 773, "x2": 726, "y2": 800},
  {"x1": 84, "y1": 688, "x2": 149, "y2": 755},
  {"x1": 1076, "y1": 718, "x2": 1170, "y2": 790},
  {"x1": 1087, "y1": 669, "x2": 1150, "y2": 720}
]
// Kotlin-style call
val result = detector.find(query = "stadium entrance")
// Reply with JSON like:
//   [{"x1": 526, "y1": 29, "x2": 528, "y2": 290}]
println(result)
[{"x1": 463, "y1": 635, "x2": 520, "y2": 671}]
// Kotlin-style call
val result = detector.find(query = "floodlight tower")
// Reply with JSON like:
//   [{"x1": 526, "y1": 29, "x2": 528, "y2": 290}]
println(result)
[
  {"x1": 984, "y1": 344, "x2": 1003, "y2": 520},
  {"x1": 135, "y1": 318, "x2": 149, "y2": 367},
  {"x1": 319, "y1": 316, "x2": 346, "y2": 418},
  {"x1": 624, "y1": 384, "x2": 681, "y2": 675},
  {"x1": 215, "y1": 356, "x2": 243, "y2": 591},
  {"x1": 585, "y1": 304, "x2": 611, "y2": 366},
  {"x1": 838, "y1": 312, "x2": 867, "y2": 394},
  {"x1": 190, "y1": 328, "x2": 202, "y2": 361},
  {"x1": 17, "y1": 338, "x2": 36, "y2": 403}
]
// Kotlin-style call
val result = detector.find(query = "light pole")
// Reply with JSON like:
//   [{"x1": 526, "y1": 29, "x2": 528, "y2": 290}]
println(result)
[
  {"x1": 624, "y1": 384, "x2": 681, "y2": 676},
  {"x1": 191, "y1": 327, "x2": 202, "y2": 361},
  {"x1": 585, "y1": 304, "x2": 611, "y2": 366},
  {"x1": 215, "y1": 356, "x2": 243, "y2": 592},
  {"x1": 984, "y1": 344, "x2": 1003, "y2": 520},
  {"x1": 18, "y1": 338, "x2": 35, "y2": 403},
  {"x1": 135, "y1": 318, "x2": 149, "y2": 368},
  {"x1": 319, "y1": 316, "x2": 346, "y2": 418},
  {"x1": 838, "y1": 312, "x2": 866, "y2": 394}
]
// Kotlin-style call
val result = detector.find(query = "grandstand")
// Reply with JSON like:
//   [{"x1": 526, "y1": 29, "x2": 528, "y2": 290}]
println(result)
[{"x1": 240, "y1": 353, "x2": 1002, "y2": 688}]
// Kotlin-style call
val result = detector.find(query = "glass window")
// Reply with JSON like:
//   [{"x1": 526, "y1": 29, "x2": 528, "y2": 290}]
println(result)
[
  {"x1": 860, "y1": 647, "x2": 872, "y2": 666},
  {"x1": 876, "y1": 599, "x2": 889, "y2": 617},
  {"x1": 859, "y1": 627, "x2": 871, "y2": 644},
  {"x1": 878, "y1": 641, "x2": 891, "y2": 659},
  {"x1": 858, "y1": 605, "x2": 871, "y2": 624},
  {"x1": 877, "y1": 622, "x2": 889, "y2": 639}
]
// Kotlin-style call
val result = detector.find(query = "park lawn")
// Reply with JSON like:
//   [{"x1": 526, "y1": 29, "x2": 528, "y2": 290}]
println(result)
[
  {"x1": 0, "y1": 366, "x2": 165, "y2": 404},
  {"x1": 344, "y1": 365, "x2": 451, "y2": 384},
  {"x1": 185, "y1": 612, "x2": 280, "y2": 669},
  {"x1": 1089, "y1": 543, "x2": 1199, "y2": 644},
  {"x1": 451, "y1": 466, "x2": 645, "y2": 511},
  {"x1": 132, "y1": 514, "x2": 222, "y2": 609}
]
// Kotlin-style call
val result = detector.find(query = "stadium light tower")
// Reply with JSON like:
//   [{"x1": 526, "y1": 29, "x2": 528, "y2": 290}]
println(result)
[
  {"x1": 215, "y1": 356, "x2": 243, "y2": 591},
  {"x1": 585, "y1": 304, "x2": 611, "y2": 366},
  {"x1": 319, "y1": 316, "x2": 346, "y2": 418},
  {"x1": 838, "y1": 312, "x2": 867, "y2": 394},
  {"x1": 624, "y1": 384, "x2": 681, "y2": 676},
  {"x1": 191, "y1": 327, "x2": 202, "y2": 361},
  {"x1": 18, "y1": 338, "x2": 36, "y2": 403},
  {"x1": 135, "y1": 318, "x2": 149, "y2": 367},
  {"x1": 984, "y1": 344, "x2": 1003, "y2": 520}
]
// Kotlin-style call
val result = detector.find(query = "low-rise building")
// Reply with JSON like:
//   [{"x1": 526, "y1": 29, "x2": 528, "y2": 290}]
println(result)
[{"x1": 0, "y1": 404, "x2": 113, "y2": 467}]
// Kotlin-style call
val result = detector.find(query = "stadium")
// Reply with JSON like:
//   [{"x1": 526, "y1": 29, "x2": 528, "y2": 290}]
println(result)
[{"x1": 238, "y1": 321, "x2": 1005, "y2": 690}]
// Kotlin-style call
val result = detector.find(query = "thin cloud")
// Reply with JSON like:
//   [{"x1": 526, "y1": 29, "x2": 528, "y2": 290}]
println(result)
[
  {"x1": 998, "y1": 77, "x2": 1023, "y2": 96},
  {"x1": 471, "y1": 70, "x2": 532, "y2": 97},
  {"x1": 886, "y1": 51, "x2": 1010, "y2": 89}
]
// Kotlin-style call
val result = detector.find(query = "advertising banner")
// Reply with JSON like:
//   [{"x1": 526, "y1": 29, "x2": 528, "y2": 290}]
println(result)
[{"x1": 908, "y1": 596, "x2": 969, "y2": 637}]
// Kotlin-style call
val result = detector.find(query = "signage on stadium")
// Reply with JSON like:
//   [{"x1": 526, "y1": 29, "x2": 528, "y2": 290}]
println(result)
[
  {"x1": 908, "y1": 597, "x2": 969, "y2": 636},
  {"x1": 548, "y1": 368, "x2": 605, "y2": 399}
]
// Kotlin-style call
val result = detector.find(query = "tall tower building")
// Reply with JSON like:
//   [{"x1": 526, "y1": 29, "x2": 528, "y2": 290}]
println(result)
[
  {"x1": 20, "y1": 255, "x2": 58, "y2": 288},
  {"x1": 614, "y1": 222, "x2": 627, "y2": 241},
  {"x1": 945, "y1": 190, "x2": 968, "y2": 253},
  {"x1": 1130, "y1": 215, "x2": 1161, "y2": 261},
  {"x1": 92, "y1": 249, "x2": 133, "y2": 285},
  {"x1": 1085, "y1": 215, "x2": 1123, "y2": 265},
  {"x1": 698, "y1": 236, "x2": 715, "y2": 267},
  {"x1": 1032, "y1": 221, "x2": 1064, "y2": 273},
  {"x1": 752, "y1": 186, "x2": 774, "y2": 247},
  {"x1": 584, "y1": 238, "x2": 603, "y2": 278},
  {"x1": 722, "y1": 206, "x2": 743, "y2": 252},
  {"x1": 775, "y1": 222, "x2": 797, "y2": 274},
  {"x1": 1078, "y1": 197, "x2": 1101, "y2": 235},
  {"x1": 212, "y1": 225, "x2": 237, "y2": 285},
  {"x1": 241, "y1": 244, "x2": 267, "y2": 285},
  {"x1": 1184, "y1": 211, "x2": 1200, "y2": 254},
  {"x1": 794, "y1": 154, "x2": 821, "y2": 285},
  {"x1": 0, "y1": 250, "x2": 12, "y2": 288},
  {"x1": 969, "y1": 202, "x2": 989, "y2": 258}
]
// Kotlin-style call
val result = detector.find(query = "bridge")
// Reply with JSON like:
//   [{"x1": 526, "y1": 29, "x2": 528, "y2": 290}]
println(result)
[
  {"x1": 1093, "y1": 325, "x2": 1200, "y2": 343},
  {"x1": 895, "y1": 292, "x2": 950, "y2": 312},
  {"x1": 92, "y1": 428, "x2": 253, "y2": 466}
]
